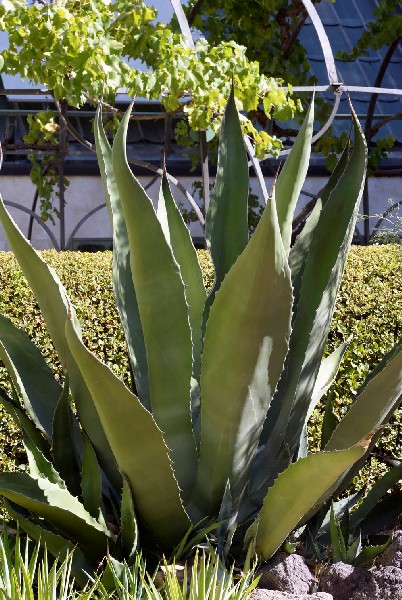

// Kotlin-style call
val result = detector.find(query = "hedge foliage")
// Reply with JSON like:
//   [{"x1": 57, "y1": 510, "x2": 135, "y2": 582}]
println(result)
[{"x1": 0, "y1": 246, "x2": 400, "y2": 495}]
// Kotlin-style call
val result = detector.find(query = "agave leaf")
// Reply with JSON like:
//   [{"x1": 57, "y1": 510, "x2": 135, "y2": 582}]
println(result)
[
  {"x1": 112, "y1": 106, "x2": 197, "y2": 497},
  {"x1": 4, "y1": 499, "x2": 93, "y2": 586},
  {"x1": 346, "y1": 533, "x2": 362, "y2": 564},
  {"x1": 250, "y1": 438, "x2": 371, "y2": 561},
  {"x1": 216, "y1": 481, "x2": 233, "y2": 557},
  {"x1": 297, "y1": 425, "x2": 310, "y2": 460},
  {"x1": 157, "y1": 173, "x2": 206, "y2": 383},
  {"x1": 354, "y1": 536, "x2": 392, "y2": 566},
  {"x1": 0, "y1": 195, "x2": 120, "y2": 491},
  {"x1": 298, "y1": 341, "x2": 349, "y2": 459},
  {"x1": 283, "y1": 108, "x2": 366, "y2": 451},
  {"x1": 314, "y1": 491, "x2": 364, "y2": 546},
  {"x1": 192, "y1": 190, "x2": 292, "y2": 518},
  {"x1": 349, "y1": 463, "x2": 402, "y2": 531},
  {"x1": 205, "y1": 86, "x2": 249, "y2": 309},
  {"x1": 94, "y1": 108, "x2": 150, "y2": 409},
  {"x1": 373, "y1": 454, "x2": 402, "y2": 468},
  {"x1": 0, "y1": 473, "x2": 113, "y2": 559},
  {"x1": 326, "y1": 339, "x2": 402, "y2": 451},
  {"x1": 289, "y1": 199, "x2": 322, "y2": 306},
  {"x1": 52, "y1": 377, "x2": 82, "y2": 498},
  {"x1": 0, "y1": 314, "x2": 61, "y2": 440},
  {"x1": 256, "y1": 105, "x2": 367, "y2": 490},
  {"x1": 65, "y1": 312, "x2": 191, "y2": 549},
  {"x1": 323, "y1": 340, "x2": 402, "y2": 500},
  {"x1": 0, "y1": 387, "x2": 50, "y2": 458},
  {"x1": 330, "y1": 503, "x2": 347, "y2": 563},
  {"x1": 310, "y1": 341, "x2": 350, "y2": 416},
  {"x1": 121, "y1": 477, "x2": 138, "y2": 563},
  {"x1": 289, "y1": 141, "x2": 349, "y2": 301},
  {"x1": 321, "y1": 393, "x2": 339, "y2": 449},
  {"x1": 285, "y1": 110, "x2": 366, "y2": 445},
  {"x1": 276, "y1": 100, "x2": 314, "y2": 256},
  {"x1": 358, "y1": 490, "x2": 402, "y2": 539},
  {"x1": 22, "y1": 430, "x2": 64, "y2": 487},
  {"x1": 81, "y1": 434, "x2": 103, "y2": 522},
  {"x1": 100, "y1": 555, "x2": 143, "y2": 594}
]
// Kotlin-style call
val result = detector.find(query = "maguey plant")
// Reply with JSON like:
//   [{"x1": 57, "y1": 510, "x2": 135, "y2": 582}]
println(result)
[{"x1": 0, "y1": 86, "x2": 401, "y2": 583}]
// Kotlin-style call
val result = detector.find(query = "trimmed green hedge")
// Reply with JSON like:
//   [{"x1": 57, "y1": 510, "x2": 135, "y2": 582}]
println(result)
[{"x1": 0, "y1": 246, "x2": 400, "y2": 493}]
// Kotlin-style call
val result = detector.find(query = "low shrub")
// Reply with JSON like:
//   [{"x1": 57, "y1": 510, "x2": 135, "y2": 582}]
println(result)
[
  {"x1": 0, "y1": 245, "x2": 400, "y2": 491},
  {"x1": 310, "y1": 244, "x2": 402, "y2": 490}
]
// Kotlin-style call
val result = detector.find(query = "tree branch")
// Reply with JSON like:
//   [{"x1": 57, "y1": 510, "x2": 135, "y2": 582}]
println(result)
[
  {"x1": 283, "y1": 9, "x2": 308, "y2": 58},
  {"x1": 364, "y1": 39, "x2": 400, "y2": 142},
  {"x1": 370, "y1": 111, "x2": 402, "y2": 138},
  {"x1": 187, "y1": 0, "x2": 207, "y2": 26},
  {"x1": 283, "y1": 0, "x2": 321, "y2": 58}
]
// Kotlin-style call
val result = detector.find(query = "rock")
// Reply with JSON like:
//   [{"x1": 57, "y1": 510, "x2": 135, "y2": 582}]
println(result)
[
  {"x1": 377, "y1": 530, "x2": 402, "y2": 568},
  {"x1": 367, "y1": 566, "x2": 402, "y2": 600},
  {"x1": 257, "y1": 553, "x2": 316, "y2": 594},
  {"x1": 320, "y1": 562, "x2": 375, "y2": 600},
  {"x1": 250, "y1": 591, "x2": 332, "y2": 600}
]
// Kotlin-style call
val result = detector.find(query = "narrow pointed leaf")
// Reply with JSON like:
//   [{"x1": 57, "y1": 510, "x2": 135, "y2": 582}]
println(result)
[
  {"x1": 350, "y1": 463, "x2": 402, "y2": 531},
  {"x1": 94, "y1": 109, "x2": 150, "y2": 408},
  {"x1": 0, "y1": 388, "x2": 50, "y2": 458},
  {"x1": 205, "y1": 86, "x2": 249, "y2": 304},
  {"x1": 355, "y1": 537, "x2": 392, "y2": 566},
  {"x1": 4, "y1": 500, "x2": 93, "y2": 587},
  {"x1": 52, "y1": 378, "x2": 82, "y2": 498},
  {"x1": 289, "y1": 141, "x2": 349, "y2": 299},
  {"x1": 297, "y1": 424, "x2": 309, "y2": 459},
  {"x1": 65, "y1": 313, "x2": 191, "y2": 549},
  {"x1": 358, "y1": 490, "x2": 402, "y2": 538},
  {"x1": 251, "y1": 439, "x2": 370, "y2": 560},
  {"x1": 315, "y1": 491, "x2": 364, "y2": 545},
  {"x1": 321, "y1": 393, "x2": 338, "y2": 449},
  {"x1": 158, "y1": 174, "x2": 206, "y2": 381},
  {"x1": 0, "y1": 473, "x2": 113, "y2": 558},
  {"x1": 289, "y1": 199, "x2": 322, "y2": 305},
  {"x1": 0, "y1": 195, "x2": 120, "y2": 491},
  {"x1": 192, "y1": 192, "x2": 292, "y2": 518},
  {"x1": 297, "y1": 342, "x2": 349, "y2": 459},
  {"x1": 256, "y1": 105, "x2": 367, "y2": 488},
  {"x1": 276, "y1": 100, "x2": 314, "y2": 256},
  {"x1": 326, "y1": 339, "x2": 402, "y2": 451},
  {"x1": 112, "y1": 106, "x2": 197, "y2": 497},
  {"x1": 310, "y1": 340, "x2": 349, "y2": 413},
  {"x1": 284, "y1": 107, "x2": 367, "y2": 452},
  {"x1": 330, "y1": 503, "x2": 347, "y2": 563},
  {"x1": 22, "y1": 430, "x2": 64, "y2": 487},
  {"x1": 216, "y1": 481, "x2": 233, "y2": 556},
  {"x1": 81, "y1": 434, "x2": 102, "y2": 521},
  {"x1": 0, "y1": 314, "x2": 61, "y2": 439},
  {"x1": 346, "y1": 534, "x2": 362, "y2": 564},
  {"x1": 121, "y1": 477, "x2": 138, "y2": 562}
]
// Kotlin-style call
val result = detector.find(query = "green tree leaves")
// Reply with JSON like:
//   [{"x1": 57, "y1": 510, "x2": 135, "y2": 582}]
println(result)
[{"x1": 0, "y1": 0, "x2": 298, "y2": 157}]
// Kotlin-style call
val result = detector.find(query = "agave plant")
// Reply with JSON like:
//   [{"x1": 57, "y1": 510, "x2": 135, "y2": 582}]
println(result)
[
  {"x1": 305, "y1": 452, "x2": 402, "y2": 566},
  {"x1": 0, "y1": 86, "x2": 400, "y2": 581}
]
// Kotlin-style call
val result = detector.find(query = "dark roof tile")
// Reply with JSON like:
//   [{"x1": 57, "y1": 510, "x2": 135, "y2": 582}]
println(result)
[{"x1": 299, "y1": 0, "x2": 402, "y2": 142}]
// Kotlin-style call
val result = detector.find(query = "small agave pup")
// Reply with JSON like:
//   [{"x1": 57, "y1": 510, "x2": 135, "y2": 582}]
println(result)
[{"x1": 0, "y1": 86, "x2": 401, "y2": 581}]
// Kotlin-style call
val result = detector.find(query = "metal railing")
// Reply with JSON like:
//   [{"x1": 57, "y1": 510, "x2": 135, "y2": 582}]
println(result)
[{"x1": 0, "y1": 0, "x2": 400, "y2": 247}]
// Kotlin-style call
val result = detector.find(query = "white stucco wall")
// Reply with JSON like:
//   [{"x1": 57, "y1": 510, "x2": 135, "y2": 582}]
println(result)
[{"x1": 0, "y1": 174, "x2": 400, "y2": 251}]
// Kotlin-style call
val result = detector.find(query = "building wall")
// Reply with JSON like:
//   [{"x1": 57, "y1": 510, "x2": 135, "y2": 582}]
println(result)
[{"x1": 0, "y1": 174, "x2": 400, "y2": 251}]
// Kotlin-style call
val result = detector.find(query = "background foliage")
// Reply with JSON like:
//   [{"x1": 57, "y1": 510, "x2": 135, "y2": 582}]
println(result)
[
  {"x1": 0, "y1": 0, "x2": 300, "y2": 158},
  {"x1": 0, "y1": 246, "x2": 400, "y2": 497}
]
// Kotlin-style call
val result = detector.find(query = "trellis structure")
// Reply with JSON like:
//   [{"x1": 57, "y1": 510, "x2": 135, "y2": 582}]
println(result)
[{"x1": 0, "y1": 0, "x2": 401, "y2": 248}]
